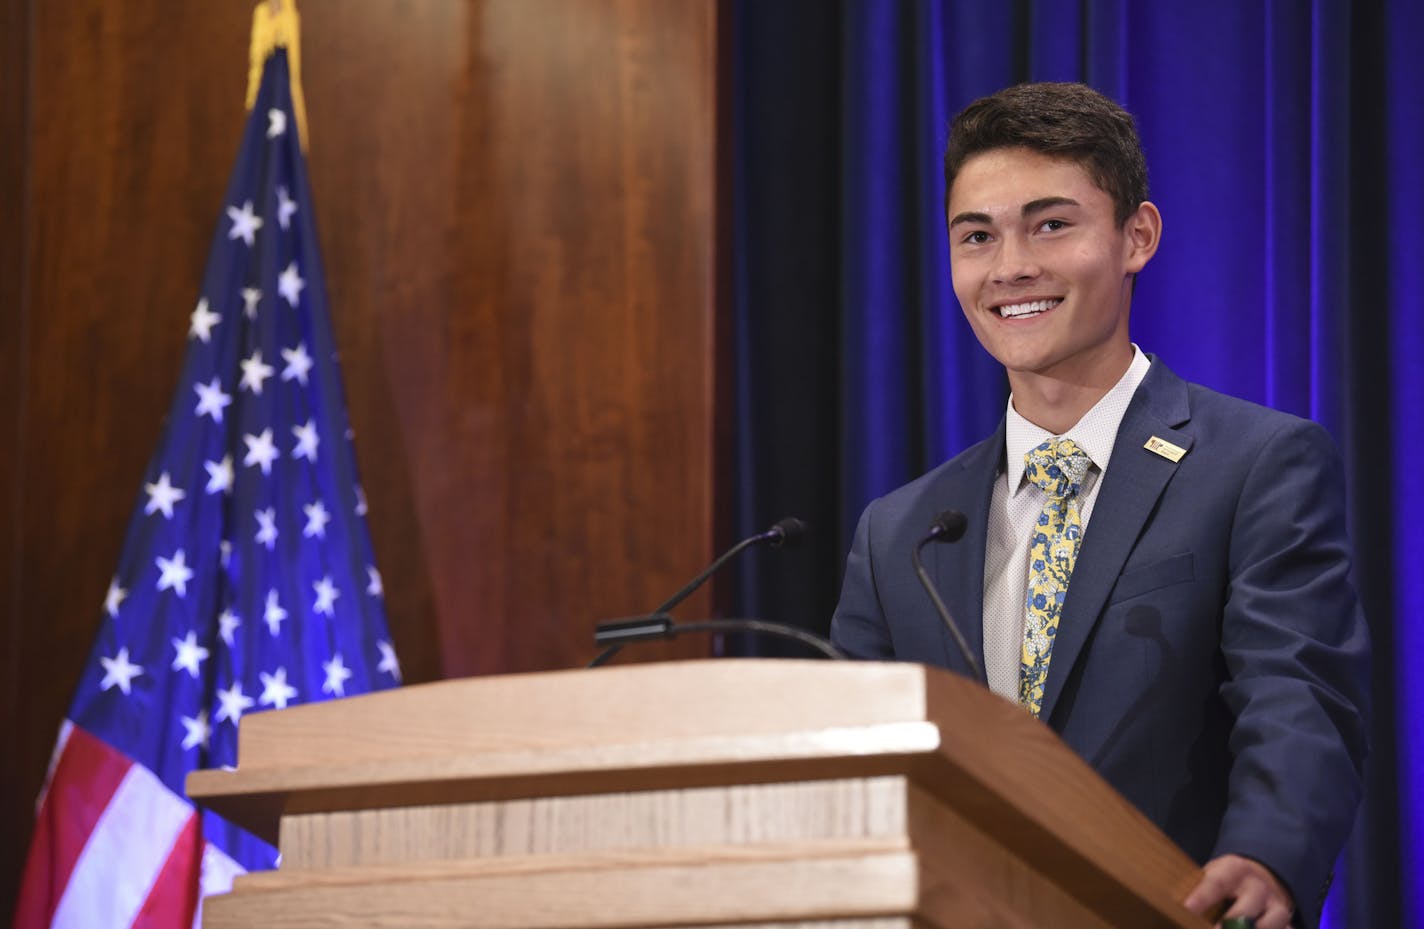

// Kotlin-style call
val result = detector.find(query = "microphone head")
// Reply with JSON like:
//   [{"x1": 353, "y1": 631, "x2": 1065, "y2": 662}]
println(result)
[
  {"x1": 766, "y1": 517, "x2": 810, "y2": 549},
  {"x1": 928, "y1": 510, "x2": 968, "y2": 543}
]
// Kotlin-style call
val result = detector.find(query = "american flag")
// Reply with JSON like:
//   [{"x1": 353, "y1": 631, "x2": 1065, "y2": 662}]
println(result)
[{"x1": 13, "y1": 39, "x2": 400, "y2": 929}]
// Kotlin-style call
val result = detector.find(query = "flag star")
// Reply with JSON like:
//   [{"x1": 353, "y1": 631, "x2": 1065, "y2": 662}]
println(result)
[
  {"x1": 254, "y1": 506, "x2": 279, "y2": 550},
  {"x1": 241, "y1": 286, "x2": 262, "y2": 319},
  {"x1": 313, "y1": 575, "x2": 340, "y2": 616},
  {"x1": 239, "y1": 349, "x2": 276, "y2": 395},
  {"x1": 291, "y1": 419, "x2": 319, "y2": 461},
  {"x1": 355, "y1": 486, "x2": 368, "y2": 516},
  {"x1": 278, "y1": 261, "x2": 305, "y2": 307},
  {"x1": 376, "y1": 640, "x2": 401, "y2": 682},
  {"x1": 277, "y1": 185, "x2": 298, "y2": 229},
  {"x1": 303, "y1": 500, "x2": 331, "y2": 538},
  {"x1": 267, "y1": 107, "x2": 287, "y2": 138},
  {"x1": 170, "y1": 630, "x2": 211, "y2": 678},
  {"x1": 220, "y1": 539, "x2": 231, "y2": 567},
  {"x1": 180, "y1": 708, "x2": 211, "y2": 751},
  {"x1": 243, "y1": 428, "x2": 279, "y2": 475},
  {"x1": 226, "y1": 199, "x2": 264, "y2": 246},
  {"x1": 322, "y1": 653, "x2": 353, "y2": 697},
  {"x1": 259, "y1": 667, "x2": 299, "y2": 709},
  {"x1": 156, "y1": 548, "x2": 195, "y2": 598},
  {"x1": 281, "y1": 342, "x2": 314, "y2": 385},
  {"x1": 204, "y1": 455, "x2": 235, "y2": 495},
  {"x1": 99, "y1": 647, "x2": 144, "y2": 695},
  {"x1": 263, "y1": 588, "x2": 288, "y2": 636},
  {"x1": 218, "y1": 608, "x2": 241, "y2": 647},
  {"x1": 143, "y1": 471, "x2": 187, "y2": 519},
  {"x1": 193, "y1": 377, "x2": 233, "y2": 423},
  {"x1": 366, "y1": 565, "x2": 383, "y2": 598},
  {"x1": 189, "y1": 298, "x2": 221, "y2": 343},
  {"x1": 104, "y1": 577, "x2": 128, "y2": 618},
  {"x1": 215, "y1": 681, "x2": 256, "y2": 725}
]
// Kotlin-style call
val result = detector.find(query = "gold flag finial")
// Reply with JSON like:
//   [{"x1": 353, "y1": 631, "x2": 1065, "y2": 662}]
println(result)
[{"x1": 245, "y1": 0, "x2": 310, "y2": 150}]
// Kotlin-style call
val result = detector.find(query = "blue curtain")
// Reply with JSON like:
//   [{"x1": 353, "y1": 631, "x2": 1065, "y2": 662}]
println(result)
[{"x1": 731, "y1": 1, "x2": 1424, "y2": 924}]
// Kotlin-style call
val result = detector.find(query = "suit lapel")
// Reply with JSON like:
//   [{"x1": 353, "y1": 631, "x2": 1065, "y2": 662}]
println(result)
[
  {"x1": 1038, "y1": 360, "x2": 1194, "y2": 721},
  {"x1": 931, "y1": 420, "x2": 1003, "y2": 680}
]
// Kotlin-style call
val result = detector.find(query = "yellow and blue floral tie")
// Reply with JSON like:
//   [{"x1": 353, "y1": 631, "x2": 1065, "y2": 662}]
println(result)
[{"x1": 1020, "y1": 437, "x2": 1092, "y2": 716}]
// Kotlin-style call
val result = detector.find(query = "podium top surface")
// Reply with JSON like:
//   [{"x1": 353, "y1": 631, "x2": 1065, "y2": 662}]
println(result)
[{"x1": 211, "y1": 659, "x2": 972, "y2": 768}]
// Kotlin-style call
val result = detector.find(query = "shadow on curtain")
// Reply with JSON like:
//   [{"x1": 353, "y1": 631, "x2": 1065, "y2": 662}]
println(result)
[{"x1": 730, "y1": 1, "x2": 1424, "y2": 925}]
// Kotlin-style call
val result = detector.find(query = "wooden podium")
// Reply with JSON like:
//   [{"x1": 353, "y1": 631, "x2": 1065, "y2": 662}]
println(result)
[{"x1": 187, "y1": 660, "x2": 1208, "y2": 928}]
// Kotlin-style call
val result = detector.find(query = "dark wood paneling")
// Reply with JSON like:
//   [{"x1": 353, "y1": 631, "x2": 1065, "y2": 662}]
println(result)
[
  {"x1": 454, "y1": 0, "x2": 718, "y2": 672},
  {"x1": 301, "y1": 0, "x2": 719, "y2": 677},
  {"x1": 2, "y1": 0, "x2": 720, "y2": 917},
  {"x1": 1, "y1": 0, "x2": 33, "y2": 917}
]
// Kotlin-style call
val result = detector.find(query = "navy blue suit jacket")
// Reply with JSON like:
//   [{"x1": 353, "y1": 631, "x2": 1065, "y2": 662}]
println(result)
[{"x1": 831, "y1": 359, "x2": 1370, "y2": 926}]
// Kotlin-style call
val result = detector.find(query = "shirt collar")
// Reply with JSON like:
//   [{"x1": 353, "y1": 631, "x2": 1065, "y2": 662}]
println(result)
[{"x1": 1004, "y1": 345, "x2": 1152, "y2": 494}]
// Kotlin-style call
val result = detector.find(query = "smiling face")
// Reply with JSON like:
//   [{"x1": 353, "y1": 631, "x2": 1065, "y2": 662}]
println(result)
[{"x1": 946, "y1": 146, "x2": 1160, "y2": 392}]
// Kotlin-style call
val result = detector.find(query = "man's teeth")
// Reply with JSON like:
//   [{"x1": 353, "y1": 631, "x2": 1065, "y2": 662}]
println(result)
[{"x1": 997, "y1": 298, "x2": 1062, "y2": 318}]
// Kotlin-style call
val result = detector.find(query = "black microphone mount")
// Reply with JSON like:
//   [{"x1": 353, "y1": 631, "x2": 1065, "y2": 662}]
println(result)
[{"x1": 593, "y1": 613, "x2": 844, "y2": 660}]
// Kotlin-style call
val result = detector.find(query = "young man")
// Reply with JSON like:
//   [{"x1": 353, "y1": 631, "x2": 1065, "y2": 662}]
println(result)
[{"x1": 830, "y1": 83, "x2": 1369, "y2": 928}]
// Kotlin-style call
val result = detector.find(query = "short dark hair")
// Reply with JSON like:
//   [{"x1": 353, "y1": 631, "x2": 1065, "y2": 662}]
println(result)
[{"x1": 944, "y1": 82, "x2": 1148, "y2": 226}]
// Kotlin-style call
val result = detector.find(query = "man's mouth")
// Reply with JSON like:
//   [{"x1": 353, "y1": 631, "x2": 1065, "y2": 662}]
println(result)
[{"x1": 996, "y1": 298, "x2": 1063, "y2": 319}]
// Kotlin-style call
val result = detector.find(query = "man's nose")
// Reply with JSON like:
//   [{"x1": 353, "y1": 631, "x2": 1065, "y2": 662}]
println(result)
[{"x1": 991, "y1": 236, "x2": 1040, "y2": 284}]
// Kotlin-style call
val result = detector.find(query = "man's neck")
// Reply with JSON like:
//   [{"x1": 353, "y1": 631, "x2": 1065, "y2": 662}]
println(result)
[{"x1": 1007, "y1": 346, "x2": 1135, "y2": 435}]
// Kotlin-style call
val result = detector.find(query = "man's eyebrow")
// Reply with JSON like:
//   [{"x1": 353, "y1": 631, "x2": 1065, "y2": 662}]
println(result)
[
  {"x1": 1022, "y1": 196, "x2": 1080, "y2": 216},
  {"x1": 948, "y1": 197, "x2": 1081, "y2": 228},
  {"x1": 948, "y1": 210, "x2": 992, "y2": 228}
]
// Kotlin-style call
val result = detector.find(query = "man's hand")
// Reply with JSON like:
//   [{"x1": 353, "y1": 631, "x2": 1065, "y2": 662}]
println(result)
[{"x1": 1183, "y1": 854, "x2": 1294, "y2": 928}]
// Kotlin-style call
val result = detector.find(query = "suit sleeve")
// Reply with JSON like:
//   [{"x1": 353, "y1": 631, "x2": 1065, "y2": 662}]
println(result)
[
  {"x1": 1212, "y1": 418, "x2": 1371, "y2": 926},
  {"x1": 830, "y1": 501, "x2": 898, "y2": 660}
]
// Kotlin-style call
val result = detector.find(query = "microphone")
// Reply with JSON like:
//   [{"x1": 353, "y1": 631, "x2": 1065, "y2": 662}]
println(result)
[
  {"x1": 588, "y1": 517, "x2": 811, "y2": 667},
  {"x1": 762, "y1": 516, "x2": 808, "y2": 550},
  {"x1": 912, "y1": 509, "x2": 984, "y2": 682},
  {"x1": 924, "y1": 510, "x2": 968, "y2": 544}
]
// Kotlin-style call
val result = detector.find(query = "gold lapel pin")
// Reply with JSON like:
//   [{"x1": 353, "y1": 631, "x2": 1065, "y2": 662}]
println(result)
[{"x1": 1144, "y1": 436, "x2": 1187, "y2": 462}]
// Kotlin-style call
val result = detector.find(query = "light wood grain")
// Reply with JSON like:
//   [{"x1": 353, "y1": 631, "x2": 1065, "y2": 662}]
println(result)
[
  {"x1": 204, "y1": 848, "x2": 920, "y2": 929},
  {"x1": 279, "y1": 777, "x2": 909, "y2": 869},
  {"x1": 190, "y1": 719, "x2": 939, "y2": 834},
  {"x1": 235, "y1": 660, "x2": 936, "y2": 768}
]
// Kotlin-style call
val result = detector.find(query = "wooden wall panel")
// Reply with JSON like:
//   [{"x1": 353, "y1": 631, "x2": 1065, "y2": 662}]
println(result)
[
  {"x1": 301, "y1": 0, "x2": 718, "y2": 676},
  {"x1": 1, "y1": 0, "x2": 33, "y2": 915},
  {"x1": 1, "y1": 0, "x2": 721, "y2": 917}
]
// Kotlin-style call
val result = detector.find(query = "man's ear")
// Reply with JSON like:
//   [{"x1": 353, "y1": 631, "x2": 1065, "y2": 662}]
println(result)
[{"x1": 1124, "y1": 201, "x2": 1162, "y2": 273}]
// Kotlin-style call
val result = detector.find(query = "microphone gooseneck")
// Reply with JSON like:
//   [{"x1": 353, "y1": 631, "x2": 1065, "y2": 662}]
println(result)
[
  {"x1": 589, "y1": 517, "x2": 814, "y2": 668},
  {"x1": 912, "y1": 509, "x2": 984, "y2": 683},
  {"x1": 651, "y1": 515, "x2": 808, "y2": 617}
]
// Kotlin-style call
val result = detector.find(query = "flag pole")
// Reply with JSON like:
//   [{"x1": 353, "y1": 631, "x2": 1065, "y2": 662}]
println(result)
[{"x1": 246, "y1": 0, "x2": 309, "y2": 150}]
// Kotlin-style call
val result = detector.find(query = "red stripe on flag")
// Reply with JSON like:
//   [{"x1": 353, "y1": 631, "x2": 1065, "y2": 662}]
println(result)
[
  {"x1": 131, "y1": 812, "x2": 200, "y2": 929},
  {"x1": 13, "y1": 725, "x2": 135, "y2": 929}
]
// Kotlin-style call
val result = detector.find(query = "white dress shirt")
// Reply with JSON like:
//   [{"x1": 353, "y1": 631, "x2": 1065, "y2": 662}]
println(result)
[{"x1": 982, "y1": 346, "x2": 1153, "y2": 700}]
